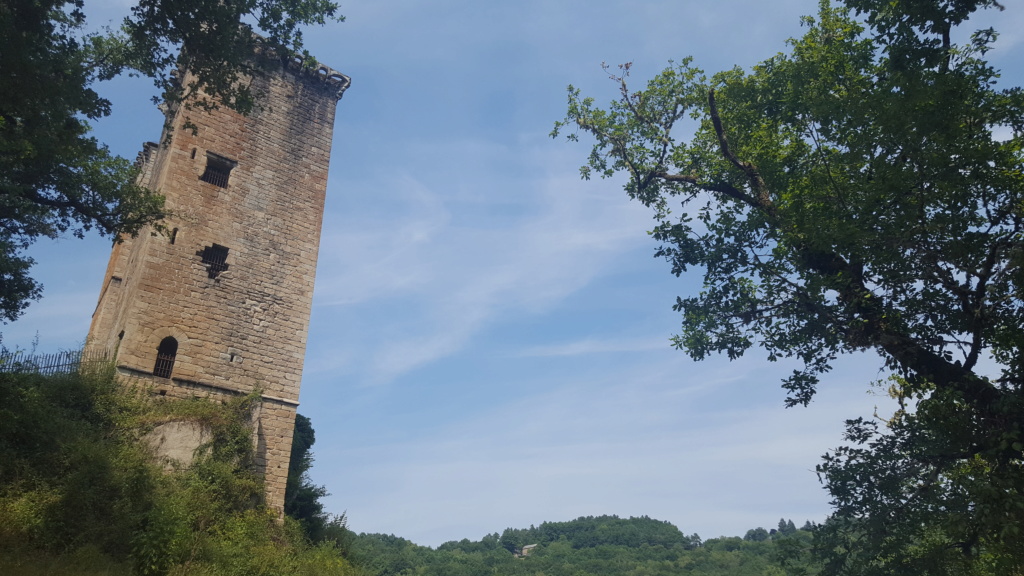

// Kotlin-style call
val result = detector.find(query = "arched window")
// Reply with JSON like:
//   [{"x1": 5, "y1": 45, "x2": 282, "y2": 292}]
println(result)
[{"x1": 154, "y1": 337, "x2": 178, "y2": 378}]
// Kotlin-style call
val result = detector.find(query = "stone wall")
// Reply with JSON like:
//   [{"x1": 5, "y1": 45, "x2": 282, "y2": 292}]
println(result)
[{"x1": 88, "y1": 57, "x2": 349, "y2": 513}]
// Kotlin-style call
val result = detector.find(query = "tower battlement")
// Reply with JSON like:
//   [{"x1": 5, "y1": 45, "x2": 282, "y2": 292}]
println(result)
[
  {"x1": 275, "y1": 53, "x2": 352, "y2": 101},
  {"x1": 89, "y1": 55, "x2": 347, "y2": 513}
]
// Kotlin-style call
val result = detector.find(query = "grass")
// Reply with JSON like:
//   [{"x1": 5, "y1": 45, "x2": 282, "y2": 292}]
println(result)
[{"x1": 0, "y1": 364, "x2": 363, "y2": 576}]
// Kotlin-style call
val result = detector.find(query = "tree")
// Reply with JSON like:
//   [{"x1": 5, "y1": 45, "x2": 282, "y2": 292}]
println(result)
[
  {"x1": 554, "y1": 0, "x2": 1022, "y2": 572},
  {"x1": 745, "y1": 528, "x2": 770, "y2": 543},
  {"x1": 285, "y1": 413, "x2": 334, "y2": 541},
  {"x1": 0, "y1": 0, "x2": 342, "y2": 323}
]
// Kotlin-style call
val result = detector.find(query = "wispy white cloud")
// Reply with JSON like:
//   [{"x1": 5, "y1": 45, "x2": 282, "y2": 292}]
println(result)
[
  {"x1": 315, "y1": 174, "x2": 451, "y2": 307},
  {"x1": 315, "y1": 353, "x2": 892, "y2": 545},
  {"x1": 309, "y1": 137, "x2": 654, "y2": 384},
  {"x1": 515, "y1": 337, "x2": 668, "y2": 357}
]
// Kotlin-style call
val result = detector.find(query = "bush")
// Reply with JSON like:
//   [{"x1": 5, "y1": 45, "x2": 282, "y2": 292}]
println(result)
[{"x1": 0, "y1": 364, "x2": 363, "y2": 576}]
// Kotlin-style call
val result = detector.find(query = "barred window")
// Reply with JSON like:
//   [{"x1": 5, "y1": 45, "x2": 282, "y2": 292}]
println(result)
[
  {"x1": 154, "y1": 336, "x2": 178, "y2": 378},
  {"x1": 200, "y1": 152, "x2": 236, "y2": 188},
  {"x1": 197, "y1": 244, "x2": 229, "y2": 279}
]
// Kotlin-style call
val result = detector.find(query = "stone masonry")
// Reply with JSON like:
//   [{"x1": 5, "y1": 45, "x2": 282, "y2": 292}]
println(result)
[{"x1": 87, "y1": 54, "x2": 349, "y2": 513}]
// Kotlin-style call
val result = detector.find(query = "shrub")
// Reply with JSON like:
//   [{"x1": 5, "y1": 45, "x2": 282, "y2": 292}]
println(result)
[{"x1": 0, "y1": 363, "x2": 362, "y2": 576}]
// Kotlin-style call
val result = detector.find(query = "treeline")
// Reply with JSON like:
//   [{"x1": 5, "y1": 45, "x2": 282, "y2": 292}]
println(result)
[
  {"x1": 348, "y1": 515, "x2": 820, "y2": 576},
  {"x1": 497, "y1": 515, "x2": 700, "y2": 552}
]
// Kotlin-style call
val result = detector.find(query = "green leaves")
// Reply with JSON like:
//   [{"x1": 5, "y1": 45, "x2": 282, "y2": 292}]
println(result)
[
  {"x1": 0, "y1": 1, "x2": 168, "y2": 323},
  {"x1": 124, "y1": 0, "x2": 343, "y2": 114},
  {"x1": 0, "y1": 369, "x2": 358, "y2": 575},
  {"x1": 557, "y1": 0, "x2": 1023, "y2": 572},
  {"x1": 0, "y1": 0, "x2": 342, "y2": 323},
  {"x1": 558, "y1": 0, "x2": 1024, "y2": 402}
]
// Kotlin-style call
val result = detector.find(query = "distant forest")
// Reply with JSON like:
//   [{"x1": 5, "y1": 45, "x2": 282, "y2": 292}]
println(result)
[{"x1": 348, "y1": 514, "x2": 819, "y2": 576}]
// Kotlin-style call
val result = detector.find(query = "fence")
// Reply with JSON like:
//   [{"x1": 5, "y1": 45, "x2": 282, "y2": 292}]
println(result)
[{"x1": 0, "y1": 348, "x2": 111, "y2": 376}]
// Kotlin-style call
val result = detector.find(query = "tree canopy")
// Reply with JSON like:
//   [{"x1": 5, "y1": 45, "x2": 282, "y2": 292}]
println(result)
[
  {"x1": 351, "y1": 516, "x2": 819, "y2": 576},
  {"x1": 554, "y1": 0, "x2": 1022, "y2": 573},
  {"x1": 0, "y1": 0, "x2": 342, "y2": 323},
  {"x1": 285, "y1": 412, "x2": 353, "y2": 547}
]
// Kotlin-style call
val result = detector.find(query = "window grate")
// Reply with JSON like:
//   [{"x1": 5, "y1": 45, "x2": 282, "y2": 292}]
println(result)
[
  {"x1": 199, "y1": 152, "x2": 236, "y2": 188},
  {"x1": 197, "y1": 244, "x2": 229, "y2": 279},
  {"x1": 154, "y1": 337, "x2": 178, "y2": 378},
  {"x1": 200, "y1": 165, "x2": 231, "y2": 187}
]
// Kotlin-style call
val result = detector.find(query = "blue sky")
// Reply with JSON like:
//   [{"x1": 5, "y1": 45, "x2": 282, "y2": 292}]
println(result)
[{"x1": 6, "y1": 0, "x2": 1023, "y2": 547}]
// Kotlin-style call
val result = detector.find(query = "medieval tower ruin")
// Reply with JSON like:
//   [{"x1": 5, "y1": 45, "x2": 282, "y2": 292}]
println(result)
[{"x1": 87, "y1": 55, "x2": 350, "y2": 512}]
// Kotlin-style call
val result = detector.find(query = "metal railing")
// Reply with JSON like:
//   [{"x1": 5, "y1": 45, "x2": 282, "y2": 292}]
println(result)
[{"x1": 0, "y1": 348, "x2": 111, "y2": 376}]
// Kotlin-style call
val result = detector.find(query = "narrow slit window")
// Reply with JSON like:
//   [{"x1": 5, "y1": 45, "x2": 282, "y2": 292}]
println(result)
[
  {"x1": 197, "y1": 244, "x2": 229, "y2": 278},
  {"x1": 154, "y1": 336, "x2": 178, "y2": 378},
  {"x1": 200, "y1": 152, "x2": 236, "y2": 188}
]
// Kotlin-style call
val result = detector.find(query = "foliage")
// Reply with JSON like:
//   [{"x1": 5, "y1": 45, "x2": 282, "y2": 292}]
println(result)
[
  {"x1": 0, "y1": 364, "x2": 152, "y2": 556},
  {"x1": 348, "y1": 516, "x2": 821, "y2": 576},
  {"x1": 0, "y1": 364, "x2": 362, "y2": 576},
  {"x1": 553, "y1": 0, "x2": 1022, "y2": 572},
  {"x1": 744, "y1": 527, "x2": 769, "y2": 542},
  {"x1": 124, "y1": 0, "x2": 344, "y2": 116},
  {"x1": 0, "y1": 0, "x2": 162, "y2": 322},
  {"x1": 0, "y1": 0, "x2": 342, "y2": 323},
  {"x1": 285, "y1": 414, "x2": 328, "y2": 534},
  {"x1": 285, "y1": 412, "x2": 356, "y2": 551},
  {"x1": 498, "y1": 514, "x2": 691, "y2": 551},
  {"x1": 777, "y1": 518, "x2": 797, "y2": 536}
]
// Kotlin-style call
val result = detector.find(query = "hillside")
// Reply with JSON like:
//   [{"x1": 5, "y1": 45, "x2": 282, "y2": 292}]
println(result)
[
  {"x1": 0, "y1": 365, "x2": 359, "y2": 576},
  {"x1": 350, "y1": 515, "x2": 819, "y2": 576},
  {"x1": 0, "y1": 364, "x2": 818, "y2": 576}
]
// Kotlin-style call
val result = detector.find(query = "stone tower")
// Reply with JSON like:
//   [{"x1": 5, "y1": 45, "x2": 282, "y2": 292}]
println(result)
[{"x1": 87, "y1": 55, "x2": 350, "y2": 512}]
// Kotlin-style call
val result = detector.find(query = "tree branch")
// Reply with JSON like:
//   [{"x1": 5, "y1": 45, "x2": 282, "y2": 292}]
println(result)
[
  {"x1": 801, "y1": 247, "x2": 1001, "y2": 412},
  {"x1": 707, "y1": 89, "x2": 774, "y2": 214},
  {"x1": 25, "y1": 189, "x2": 120, "y2": 235}
]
